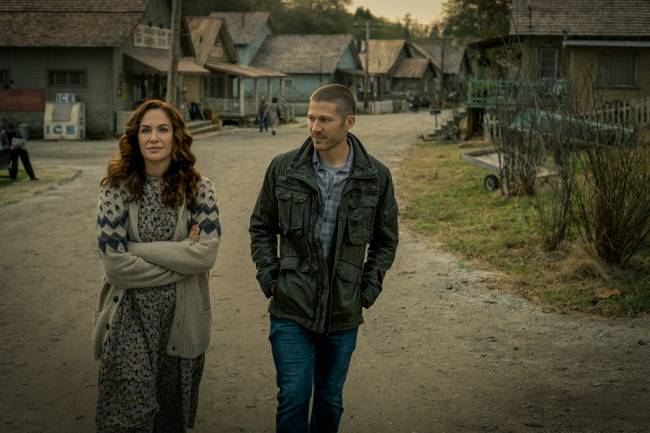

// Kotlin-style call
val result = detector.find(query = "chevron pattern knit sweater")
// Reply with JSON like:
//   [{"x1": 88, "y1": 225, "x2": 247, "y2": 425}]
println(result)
[{"x1": 92, "y1": 177, "x2": 221, "y2": 359}]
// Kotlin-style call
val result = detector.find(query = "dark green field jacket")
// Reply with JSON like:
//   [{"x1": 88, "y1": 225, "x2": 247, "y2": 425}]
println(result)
[{"x1": 249, "y1": 133, "x2": 399, "y2": 333}]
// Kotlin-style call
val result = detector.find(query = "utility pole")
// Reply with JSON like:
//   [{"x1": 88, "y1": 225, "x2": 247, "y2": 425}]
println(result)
[
  {"x1": 363, "y1": 21, "x2": 370, "y2": 110},
  {"x1": 354, "y1": 20, "x2": 382, "y2": 111},
  {"x1": 166, "y1": 0, "x2": 182, "y2": 106},
  {"x1": 439, "y1": 35, "x2": 446, "y2": 108}
]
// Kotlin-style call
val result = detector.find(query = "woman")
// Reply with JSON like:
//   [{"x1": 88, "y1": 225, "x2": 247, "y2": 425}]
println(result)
[
  {"x1": 264, "y1": 96, "x2": 281, "y2": 136},
  {"x1": 93, "y1": 99, "x2": 220, "y2": 432}
]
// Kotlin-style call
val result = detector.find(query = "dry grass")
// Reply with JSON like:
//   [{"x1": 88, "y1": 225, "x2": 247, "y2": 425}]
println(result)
[{"x1": 398, "y1": 138, "x2": 650, "y2": 316}]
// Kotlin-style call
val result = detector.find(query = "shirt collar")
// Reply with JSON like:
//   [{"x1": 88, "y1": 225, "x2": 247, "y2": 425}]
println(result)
[{"x1": 312, "y1": 140, "x2": 354, "y2": 173}]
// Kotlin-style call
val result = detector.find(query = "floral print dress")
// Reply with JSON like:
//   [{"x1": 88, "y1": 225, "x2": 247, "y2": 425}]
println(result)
[{"x1": 96, "y1": 177, "x2": 204, "y2": 433}]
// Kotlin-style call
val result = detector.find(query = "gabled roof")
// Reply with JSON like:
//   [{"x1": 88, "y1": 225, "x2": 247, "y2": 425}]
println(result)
[
  {"x1": 393, "y1": 58, "x2": 435, "y2": 79},
  {"x1": 251, "y1": 34, "x2": 359, "y2": 74},
  {"x1": 205, "y1": 62, "x2": 287, "y2": 78},
  {"x1": 209, "y1": 12, "x2": 272, "y2": 46},
  {"x1": 411, "y1": 43, "x2": 466, "y2": 75},
  {"x1": 0, "y1": 0, "x2": 149, "y2": 47},
  {"x1": 511, "y1": 0, "x2": 650, "y2": 38},
  {"x1": 187, "y1": 16, "x2": 237, "y2": 65},
  {"x1": 361, "y1": 40, "x2": 406, "y2": 75}
]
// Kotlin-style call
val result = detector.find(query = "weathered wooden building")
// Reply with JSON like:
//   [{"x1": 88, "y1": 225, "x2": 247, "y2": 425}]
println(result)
[
  {"x1": 358, "y1": 39, "x2": 436, "y2": 102},
  {"x1": 0, "y1": 0, "x2": 206, "y2": 136},
  {"x1": 412, "y1": 43, "x2": 471, "y2": 102},
  {"x1": 251, "y1": 34, "x2": 362, "y2": 102},
  {"x1": 185, "y1": 15, "x2": 286, "y2": 120},
  {"x1": 469, "y1": 0, "x2": 650, "y2": 112}
]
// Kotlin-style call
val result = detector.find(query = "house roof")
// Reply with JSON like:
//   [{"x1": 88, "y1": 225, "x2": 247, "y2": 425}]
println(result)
[
  {"x1": 361, "y1": 40, "x2": 406, "y2": 75},
  {"x1": 411, "y1": 43, "x2": 466, "y2": 75},
  {"x1": 205, "y1": 62, "x2": 287, "y2": 78},
  {"x1": 251, "y1": 34, "x2": 358, "y2": 74},
  {"x1": 209, "y1": 12, "x2": 272, "y2": 46},
  {"x1": 393, "y1": 58, "x2": 434, "y2": 79},
  {"x1": 187, "y1": 16, "x2": 237, "y2": 65},
  {"x1": 511, "y1": 0, "x2": 650, "y2": 38},
  {"x1": 126, "y1": 52, "x2": 210, "y2": 76},
  {"x1": 0, "y1": 0, "x2": 149, "y2": 47}
]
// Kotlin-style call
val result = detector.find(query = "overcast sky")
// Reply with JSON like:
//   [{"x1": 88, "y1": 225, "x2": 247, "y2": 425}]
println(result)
[{"x1": 349, "y1": 0, "x2": 445, "y2": 24}]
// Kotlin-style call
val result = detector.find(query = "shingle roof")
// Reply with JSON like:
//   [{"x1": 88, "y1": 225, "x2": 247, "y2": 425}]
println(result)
[
  {"x1": 361, "y1": 40, "x2": 406, "y2": 75},
  {"x1": 0, "y1": 0, "x2": 149, "y2": 12},
  {"x1": 393, "y1": 58, "x2": 433, "y2": 79},
  {"x1": 511, "y1": 0, "x2": 650, "y2": 37},
  {"x1": 251, "y1": 34, "x2": 357, "y2": 74},
  {"x1": 412, "y1": 43, "x2": 466, "y2": 75},
  {"x1": 205, "y1": 62, "x2": 287, "y2": 78},
  {"x1": 0, "y1": 0, "x2": 149, "y2": 47},
  {"x1": 209, "y1": 12, "x2": 271, "y2": 46},
  {"x1": 187, "y1": 16, "x2": 237, "y2": 65}
]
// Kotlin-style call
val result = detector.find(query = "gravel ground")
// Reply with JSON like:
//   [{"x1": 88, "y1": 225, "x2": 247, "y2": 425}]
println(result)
[{"x1": 0, "y1": 111, "x2": 648, "y2": 433}]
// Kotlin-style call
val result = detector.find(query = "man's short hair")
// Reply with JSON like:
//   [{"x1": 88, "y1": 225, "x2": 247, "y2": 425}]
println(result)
[{"x1": 310, "y1": 84, "x2": 357, "y2": 117}]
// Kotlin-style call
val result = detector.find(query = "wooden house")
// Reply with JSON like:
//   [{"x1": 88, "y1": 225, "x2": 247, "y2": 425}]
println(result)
[
  {"x1": 185, "y1": 15, "x2": 286, "y2": 121},
  {"x1": 411, "y1": 43, "x2": 471, "y2": 102},
  {"x1": 468, "y1": 0, "x2": 650, "y2": 115},
  {"x1": 0, "y1": 0, "x2": 207, "y2": 136},
  {"x1": 251, "y1": 34, "x2": 362, "y2": 103}
]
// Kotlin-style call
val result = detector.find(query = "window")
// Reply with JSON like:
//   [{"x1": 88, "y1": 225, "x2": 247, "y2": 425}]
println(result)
[
  {"x1": 205, "y1": 76, "x2": 225, "y2": 98},
  {"x1": 539, "y1": 48, "x2": 558, "y2": 79},
  {"x1": 599, "y1": 52, "x2": 638, "y2": 87},
  {"x1": 49, "y1": 71, "x2": 86, "y2": 87}
]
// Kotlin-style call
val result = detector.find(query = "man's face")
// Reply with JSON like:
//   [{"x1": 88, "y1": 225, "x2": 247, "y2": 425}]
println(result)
[{"x1": 307, "y1": 100, "x2": 355, "y2": 153}]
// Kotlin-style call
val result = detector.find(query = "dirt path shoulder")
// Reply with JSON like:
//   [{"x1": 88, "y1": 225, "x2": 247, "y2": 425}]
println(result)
[{"x1": 0, "y1": 112, "x2": 647, "y2": 433}]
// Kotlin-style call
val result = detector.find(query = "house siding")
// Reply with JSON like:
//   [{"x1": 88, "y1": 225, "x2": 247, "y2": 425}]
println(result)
[
  {"x1": 0, "y1": 47, "x2": 114, "y2": 137},
  {"x1": 284, "y1": 74, "x2": 329, "y2": 102},
  {"x1": 569, "y1": 46, "x2": 650, "y2": 106}
]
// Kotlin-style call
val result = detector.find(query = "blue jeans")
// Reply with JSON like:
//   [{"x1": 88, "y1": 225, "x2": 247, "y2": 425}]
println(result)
[
  {"x1": 269, "y1": 316, "x2": 358, "y2": 433},
  {"x1": 259, "y1": 114, "x2": 267, "y2": 131}
]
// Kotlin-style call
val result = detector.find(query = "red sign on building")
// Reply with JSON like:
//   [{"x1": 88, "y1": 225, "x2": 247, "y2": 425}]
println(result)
[{"x1": 0, "y1": 89, "x2": 45, "y2": 111}]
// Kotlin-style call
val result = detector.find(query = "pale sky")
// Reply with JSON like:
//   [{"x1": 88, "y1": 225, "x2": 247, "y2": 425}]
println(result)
[{"x1": 349, "y1": 0, "x2": 445, "y2": 24}]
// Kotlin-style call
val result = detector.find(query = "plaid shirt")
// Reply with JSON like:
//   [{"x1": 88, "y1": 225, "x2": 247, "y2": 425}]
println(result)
[{"x1": 312, "y1": 143, "x2": 354, "y2": 258}]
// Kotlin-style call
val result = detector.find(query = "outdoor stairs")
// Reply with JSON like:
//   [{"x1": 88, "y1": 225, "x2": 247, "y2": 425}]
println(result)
[
  {"x1": 187, "y1": 120, "x2": 220, "y2": 136},
  {"x1": 421, "y1": 109, "x2": 468, "y2": 142}
]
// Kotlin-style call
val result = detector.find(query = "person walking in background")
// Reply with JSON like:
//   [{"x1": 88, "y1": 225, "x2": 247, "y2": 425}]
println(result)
[
  {"x1": 249, "y1": 84, "x2": 399, "y2": 433},
  {"x1": 258, "y1": 97, "x2": 268, "y2": 132},
  {"x1": 0, "y1": 120, "x2": 38, "y2": 180},
  {"x1": 265, "y1": 96, "x2": 281, "y2": 136},
  {"x1": 93, "y1": 99, "x2": 221, "y2": 433}
]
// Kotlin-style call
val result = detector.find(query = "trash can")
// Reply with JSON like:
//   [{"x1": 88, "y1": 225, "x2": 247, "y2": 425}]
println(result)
[{"x1": 18, "y1": 123, "x2": 29, "y2": 140}]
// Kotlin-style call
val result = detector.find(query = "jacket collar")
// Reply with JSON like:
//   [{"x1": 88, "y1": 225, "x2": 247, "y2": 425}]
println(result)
[{"x1": 290, "y1": 132, "x2": 377, "y2": 180}]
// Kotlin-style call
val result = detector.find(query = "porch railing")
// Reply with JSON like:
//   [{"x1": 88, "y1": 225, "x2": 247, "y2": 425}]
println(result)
[
  {"x1": 467, "y1": 78, "x2": 569, "y2": 109},
  {"x1": 203, "y1": 97, "x2": 257, "y2": 116}
]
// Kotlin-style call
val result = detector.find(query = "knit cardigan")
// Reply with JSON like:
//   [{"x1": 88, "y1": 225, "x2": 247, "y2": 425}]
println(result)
[{"x1": 92, "y1": 177, "x2": 221, "y2": 360}]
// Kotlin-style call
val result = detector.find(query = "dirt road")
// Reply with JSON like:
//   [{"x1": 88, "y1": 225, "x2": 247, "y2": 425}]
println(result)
[{"x1": 0, "y1": 112, "x2": 648, "y2": 433}]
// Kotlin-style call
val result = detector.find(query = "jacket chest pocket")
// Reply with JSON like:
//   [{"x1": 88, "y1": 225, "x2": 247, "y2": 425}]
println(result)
[
  {"x1": 276, "y1": 187, "x2": 308, "y2": 237},
  {"x1": 346, "y1": 193, "x2": 377, "y2": 245}
]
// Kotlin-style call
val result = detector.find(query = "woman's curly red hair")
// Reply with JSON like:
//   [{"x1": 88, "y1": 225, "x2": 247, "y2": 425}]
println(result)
[{"x1": 101, "y1": 99, "x2": 201, "y2": 209}]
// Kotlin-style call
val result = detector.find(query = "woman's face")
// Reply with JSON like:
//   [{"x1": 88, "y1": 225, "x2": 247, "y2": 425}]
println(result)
[{"x1": 138, "y1": 108, "x2": 174, "y2": 170}]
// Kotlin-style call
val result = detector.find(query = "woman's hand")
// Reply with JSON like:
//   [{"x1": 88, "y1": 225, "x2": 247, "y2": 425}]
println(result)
[{"x1": 188, "y1": 224, "x2": 200, "y2": 242}]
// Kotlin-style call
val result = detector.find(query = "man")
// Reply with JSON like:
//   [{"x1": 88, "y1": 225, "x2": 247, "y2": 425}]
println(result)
[
  {"x1": 249, "y1": 84, "x2": 398, "y2": 433},
  {"x1": 0, "y1": 120, "x2": 37, "y2": 180},
  {"x1": 258, "y1": 96, "x2": 268, "y2": 132}
]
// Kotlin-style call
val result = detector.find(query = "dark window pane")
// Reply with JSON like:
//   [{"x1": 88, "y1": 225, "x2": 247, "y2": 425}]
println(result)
[
  {"x1": 599, "y1": 53, "x2": 637, "y2": 86},
  {"x1": 68, "y1": 72, "x2": 83, "y2": 86}
]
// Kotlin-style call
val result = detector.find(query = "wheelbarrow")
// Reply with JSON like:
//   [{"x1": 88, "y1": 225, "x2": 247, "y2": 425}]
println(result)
[{"x1": 460, "y1": 149, "x2": 555, "y2": 192}]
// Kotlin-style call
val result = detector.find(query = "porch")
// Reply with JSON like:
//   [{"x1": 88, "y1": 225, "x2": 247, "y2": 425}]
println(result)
[
  {"x1": 467, "y1": 78, "x2": 569, "y2": 109},
  {"x1": 203, "y1": 62, "x2": 290, "y2": 122}
]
